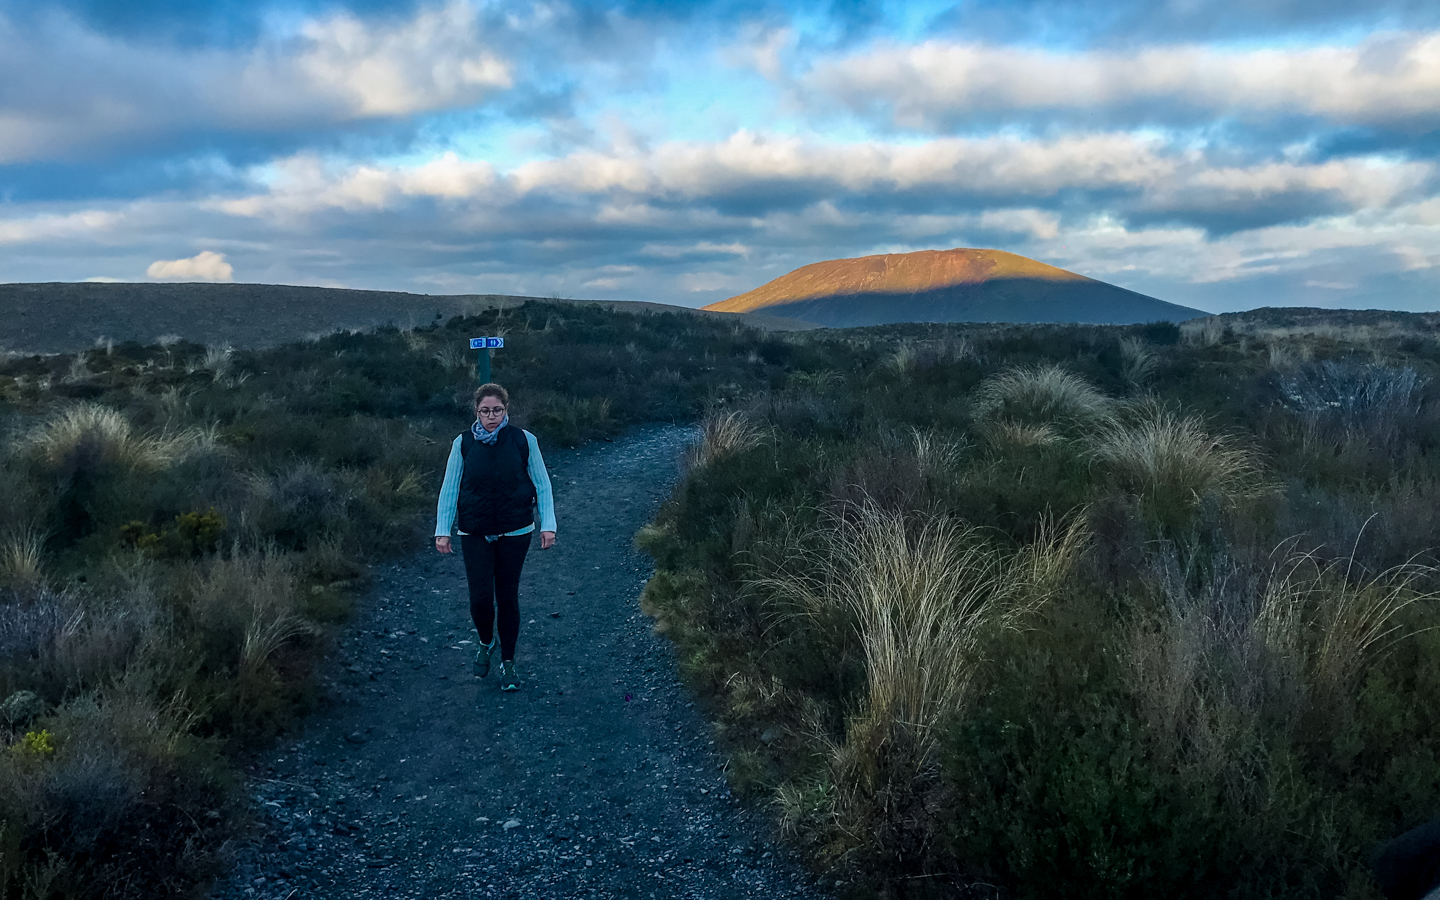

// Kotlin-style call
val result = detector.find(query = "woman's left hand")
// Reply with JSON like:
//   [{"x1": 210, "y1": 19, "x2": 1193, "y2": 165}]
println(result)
[{"x1": 540, "y1": 531, "x2": 556, "y2": 550}]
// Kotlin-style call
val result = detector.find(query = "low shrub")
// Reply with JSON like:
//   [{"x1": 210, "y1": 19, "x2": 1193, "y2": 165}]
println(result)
[
  {"x1": 0, "y1": 298, "x2": 855, "y2": 896},
  {"x1": 640, "y1": 318, "x2": 1440, "y2": 897}
]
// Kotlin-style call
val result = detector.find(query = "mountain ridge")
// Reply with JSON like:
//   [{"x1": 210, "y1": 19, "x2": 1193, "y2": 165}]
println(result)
[
  {"x1": 0, "y1": 282, "x2": 814, "y2": 355},
  {"x1": 704, "y1": 247, "x2": 1206, "y2": 326}
]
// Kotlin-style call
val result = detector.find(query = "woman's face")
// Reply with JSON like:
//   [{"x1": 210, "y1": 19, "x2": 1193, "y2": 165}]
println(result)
[{"x1": 475, "y1": 397, "x2": 507, "y2": 432}]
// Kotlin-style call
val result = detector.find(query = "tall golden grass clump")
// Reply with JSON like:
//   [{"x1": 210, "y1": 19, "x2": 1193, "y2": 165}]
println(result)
[
  {"x1": 433, "y1": 344, "x2": 470, "y2": 372},
  {"x1": 885, "y1": 343, "x2": 918, "y2": 375},
  {"x1": 1091, "y1": 403, "x2": 1265, "y2": 510},
  {"x1": 22, "y1": 403, "x2": 216, "y2": 472},
  {"x1": 971, "y1": 364, "x2": 1113, "y2": 432},
  {"x1": 1119, "y1": 336, "x2": 1156, "y2": 389},
  {"x1": 1133, "y1": 547, "x2": 1434, "y2": 775},
  {"x1": 762, "y1": 504, "x2": 1087, "y2": 858},
  {"x1": 982, "y1": 419, "x2": 1062, "y2": 451},
  {"x1": 908, "y1": 428, "x2": 964, "y2": 478},
  {"x1": 1272, "y1": 553, "x2": 1430, "y2": 713},
  {"x1": 1181, "y1": 317, "x2": 1226, "y2": 347},
  {"x1": 189, "y1": 553, "x2": 309, "y2": 672},
  {"x1": 686, "y1": 409, "x2": 763, "y2": 473},
  {"x1": 0, "y1": 529, "x2": 45, "y2": 591}
]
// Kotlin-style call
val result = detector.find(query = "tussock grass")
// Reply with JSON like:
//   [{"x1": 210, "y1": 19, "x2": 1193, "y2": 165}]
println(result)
[
  {"x1": 686, "y1": 409, "x2": 763, "y2": 472},
  {"x1": 0, "y1": 528, "x2": 45, "y2": 592},
  {"x1": 1181, "y1": 316, "x2": 1226, "y2": 346},
  {"x1": 189, "y1": 552, "x2": 309, "y2": 673},
  {"x1": 884, "y1": 342, "x2": 917, "y2": 375},
  {"x1": 1119, "y1": 336, "x2": 1156, "y2": 389},
  {"x1": 971, "y1": 364, "x2": 1113, "y2": 430},
  {"x1": 908, "y1": 428, "x2": 964, "y2": 478},
  {"x1": 980, "y1": 419, "x2": 1062, "y2": 450},
  {"x1": 22, "y1": 403, "x2": 215, "y2": 472},
  {"x1": 1295, "y1": 556, "x2": 1430, "y2": 711},
  {"x1": 1134, "y1": 545, "x2": 1435, "y2": 776},
  {"x1": 758, "y1": 503, "x2": 1087, "y2": 860},
  {"x1": 432, "y1": 344, "x2": 470, "y2": 372},
  {"x1": 1091, "y1": 402, "x2": 1265, "y2": 510}
]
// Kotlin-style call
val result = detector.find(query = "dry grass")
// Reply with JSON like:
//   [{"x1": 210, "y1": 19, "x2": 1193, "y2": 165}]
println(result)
[
  {"x1": 1293, "y1": 556, "x2": 1429, "y2": 710},
  {"x1": 432, "y1": 344, "x2": 471, "y2": 372},
  {"x1": 1180, "y1": 317, "x2": 1226, "y2": 347},
  {"x1": 971, "y1": 364, "x2": 1113, "y2": 429},
  {"x1": 760, "y1": 503, "x2": 1087, "y2": 857},
  {"x1": 1119, "y1": 336, "x2": 1156, "y2": 389},
  {"x1": 0, "y1": 529, "x2": 45, "y2": 592},
  {"x1": 1132, "y1": 545, "x2": 1434, "y2": 773},
  {"x1": 981, "y1": 419, "x2": 1062, "y2": 451},
  {"x1": 21, "y1": 403, "x2": 216, "y2": 472},
  {"x1": 1091, "y1": 403, "x2": 1265, "y2": 508},
  {"x1": 909, "y1": 429, "x2": 964, "y2": 478},
  {"x1": 885, "y1": 343, "x2": 918, "y2": 375},
  {"x1": 190, "y1": 553, "x2": 309, "y2": 672},
  {"x1": 0, "y1": 579, "x2": 162, "y2": 706},
  {"x1": 686, "y1": 409, "x2": 764, "y2": 472}
]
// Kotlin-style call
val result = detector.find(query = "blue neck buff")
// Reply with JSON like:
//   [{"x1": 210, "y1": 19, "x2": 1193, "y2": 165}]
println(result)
[{"x1": 472, "y1": 415, "x2": 508, "y2": 444}]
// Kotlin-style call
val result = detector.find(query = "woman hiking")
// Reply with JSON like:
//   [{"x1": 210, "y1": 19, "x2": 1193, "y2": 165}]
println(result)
[{"x1": 435, "y1": 383, "x2": 557, "y2": 692}]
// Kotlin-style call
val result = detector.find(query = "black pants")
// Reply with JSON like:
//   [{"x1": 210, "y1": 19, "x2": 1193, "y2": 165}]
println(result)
[{"x1": 460, "y1": 533, "x2": 531, "y2": 661}]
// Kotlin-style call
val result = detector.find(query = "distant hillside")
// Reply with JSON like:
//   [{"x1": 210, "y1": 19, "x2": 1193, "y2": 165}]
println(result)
[
  {"x1": 704, "y1": 248, "x2": 1206, "y2": 326},
  {"x1": 0, "y1": 283, "x2": 812, "y2": 355}
]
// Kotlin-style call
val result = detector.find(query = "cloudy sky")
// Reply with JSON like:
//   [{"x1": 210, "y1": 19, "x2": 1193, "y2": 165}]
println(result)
[{"x1": 2, "y1": 0, "x2": 1439, "y2": 313}]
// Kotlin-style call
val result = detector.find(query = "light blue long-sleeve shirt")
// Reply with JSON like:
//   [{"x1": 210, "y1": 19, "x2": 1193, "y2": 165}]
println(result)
[{"x1": 435, "y1": 429, "x2": 557, "y2": 538}]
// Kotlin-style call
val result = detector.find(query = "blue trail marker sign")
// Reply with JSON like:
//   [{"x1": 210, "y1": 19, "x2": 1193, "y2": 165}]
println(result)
[{"x1": 469, "y1": 336, "x2": 504, "y2": 383}]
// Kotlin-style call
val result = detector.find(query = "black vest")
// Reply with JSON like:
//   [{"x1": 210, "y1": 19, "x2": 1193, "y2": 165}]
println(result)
[{"x1": 456, "y1": 426, "x2": 536, "y2": 536}]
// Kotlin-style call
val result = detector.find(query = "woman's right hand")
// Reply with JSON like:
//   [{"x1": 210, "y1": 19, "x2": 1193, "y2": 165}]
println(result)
[{"x1": 435, "y1": 536, "x2": 452, "y2": 554}]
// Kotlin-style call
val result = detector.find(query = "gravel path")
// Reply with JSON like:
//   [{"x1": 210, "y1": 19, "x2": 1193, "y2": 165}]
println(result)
[{"x1": 211, "y1": 424, "x2": 832, "y2": 900}]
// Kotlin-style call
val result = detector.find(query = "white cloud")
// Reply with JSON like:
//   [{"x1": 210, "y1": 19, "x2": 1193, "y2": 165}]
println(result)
[
  {"x1": 678, "y1": 271, "x2": 750, "y2": 292},
  {"x1": 147, "y1": 251, "x2": 235, "y2": 282},
  {"x1": 722, "y1": 26, "x2": 793, "y2": 82},
  {"x1": 0, "y1": 210, "x2": 122, "y2": 245},
  {"x1": 218, "y1": 132, "x2": 1426, "y2": 229},
  {"x1": 220, "y1": 152, "x2": 501, "y2": 218},
  {"x1": 1396, "y1": 245, "x2": 1437, "y2": 270},
  {"x1": 0, "y1": 3, "x2": 512, "y2": 163},
  {"x1": 640, "y1": 241, "x2": 751, "y2": 258},
  {"x1": 979, "y1": 209, "x2": 1062, "y2": 240},
  {"x1": 290, "y1": 3, "x2": 511, "y2": 118},
  {"x1": 1040, "y1": 208, "x2": 1440, "y2": 290},
  {"x1": 803, "y1": 32, "x2": 1440, "y2": 131}
]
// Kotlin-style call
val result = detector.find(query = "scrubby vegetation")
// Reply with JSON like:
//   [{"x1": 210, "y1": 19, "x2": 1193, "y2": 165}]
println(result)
[
  {"x1": 0, "y1": 301, "x2": 843, "y2": 898},
  {"x1": 639, "y1": 317, "x2": 1440, "y2": 898},
  {"x1": 7, "y1": 298, "x2": 1440, "y2": 899}
]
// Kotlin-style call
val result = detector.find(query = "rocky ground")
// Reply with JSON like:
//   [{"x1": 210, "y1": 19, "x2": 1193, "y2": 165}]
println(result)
[{"x1": 210, "y1": 424, "x2": 835, "y2": 900}]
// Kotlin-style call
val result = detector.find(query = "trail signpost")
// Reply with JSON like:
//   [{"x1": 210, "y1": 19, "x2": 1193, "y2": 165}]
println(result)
[{"x1": 470, "y1": 336, "x2": 504, "y2": 383}]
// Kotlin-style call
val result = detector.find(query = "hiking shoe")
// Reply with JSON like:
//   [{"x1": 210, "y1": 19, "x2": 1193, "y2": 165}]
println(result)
[
  {"x1": 498, "y1": 660, "x2": 519, "y2": 692},
  {"x1": 474, "y1": 638, "x2": 497, "y2": 678}
]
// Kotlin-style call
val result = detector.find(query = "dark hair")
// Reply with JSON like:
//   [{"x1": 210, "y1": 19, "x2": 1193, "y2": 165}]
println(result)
[{"x1": 473, "y1": 383, "x2": 509, "y2": 407}]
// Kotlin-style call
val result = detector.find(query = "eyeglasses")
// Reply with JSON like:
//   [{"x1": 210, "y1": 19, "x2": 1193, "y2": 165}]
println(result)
[{"x1": 477, "y1": 407, "x2": 507, "y2": 417}]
